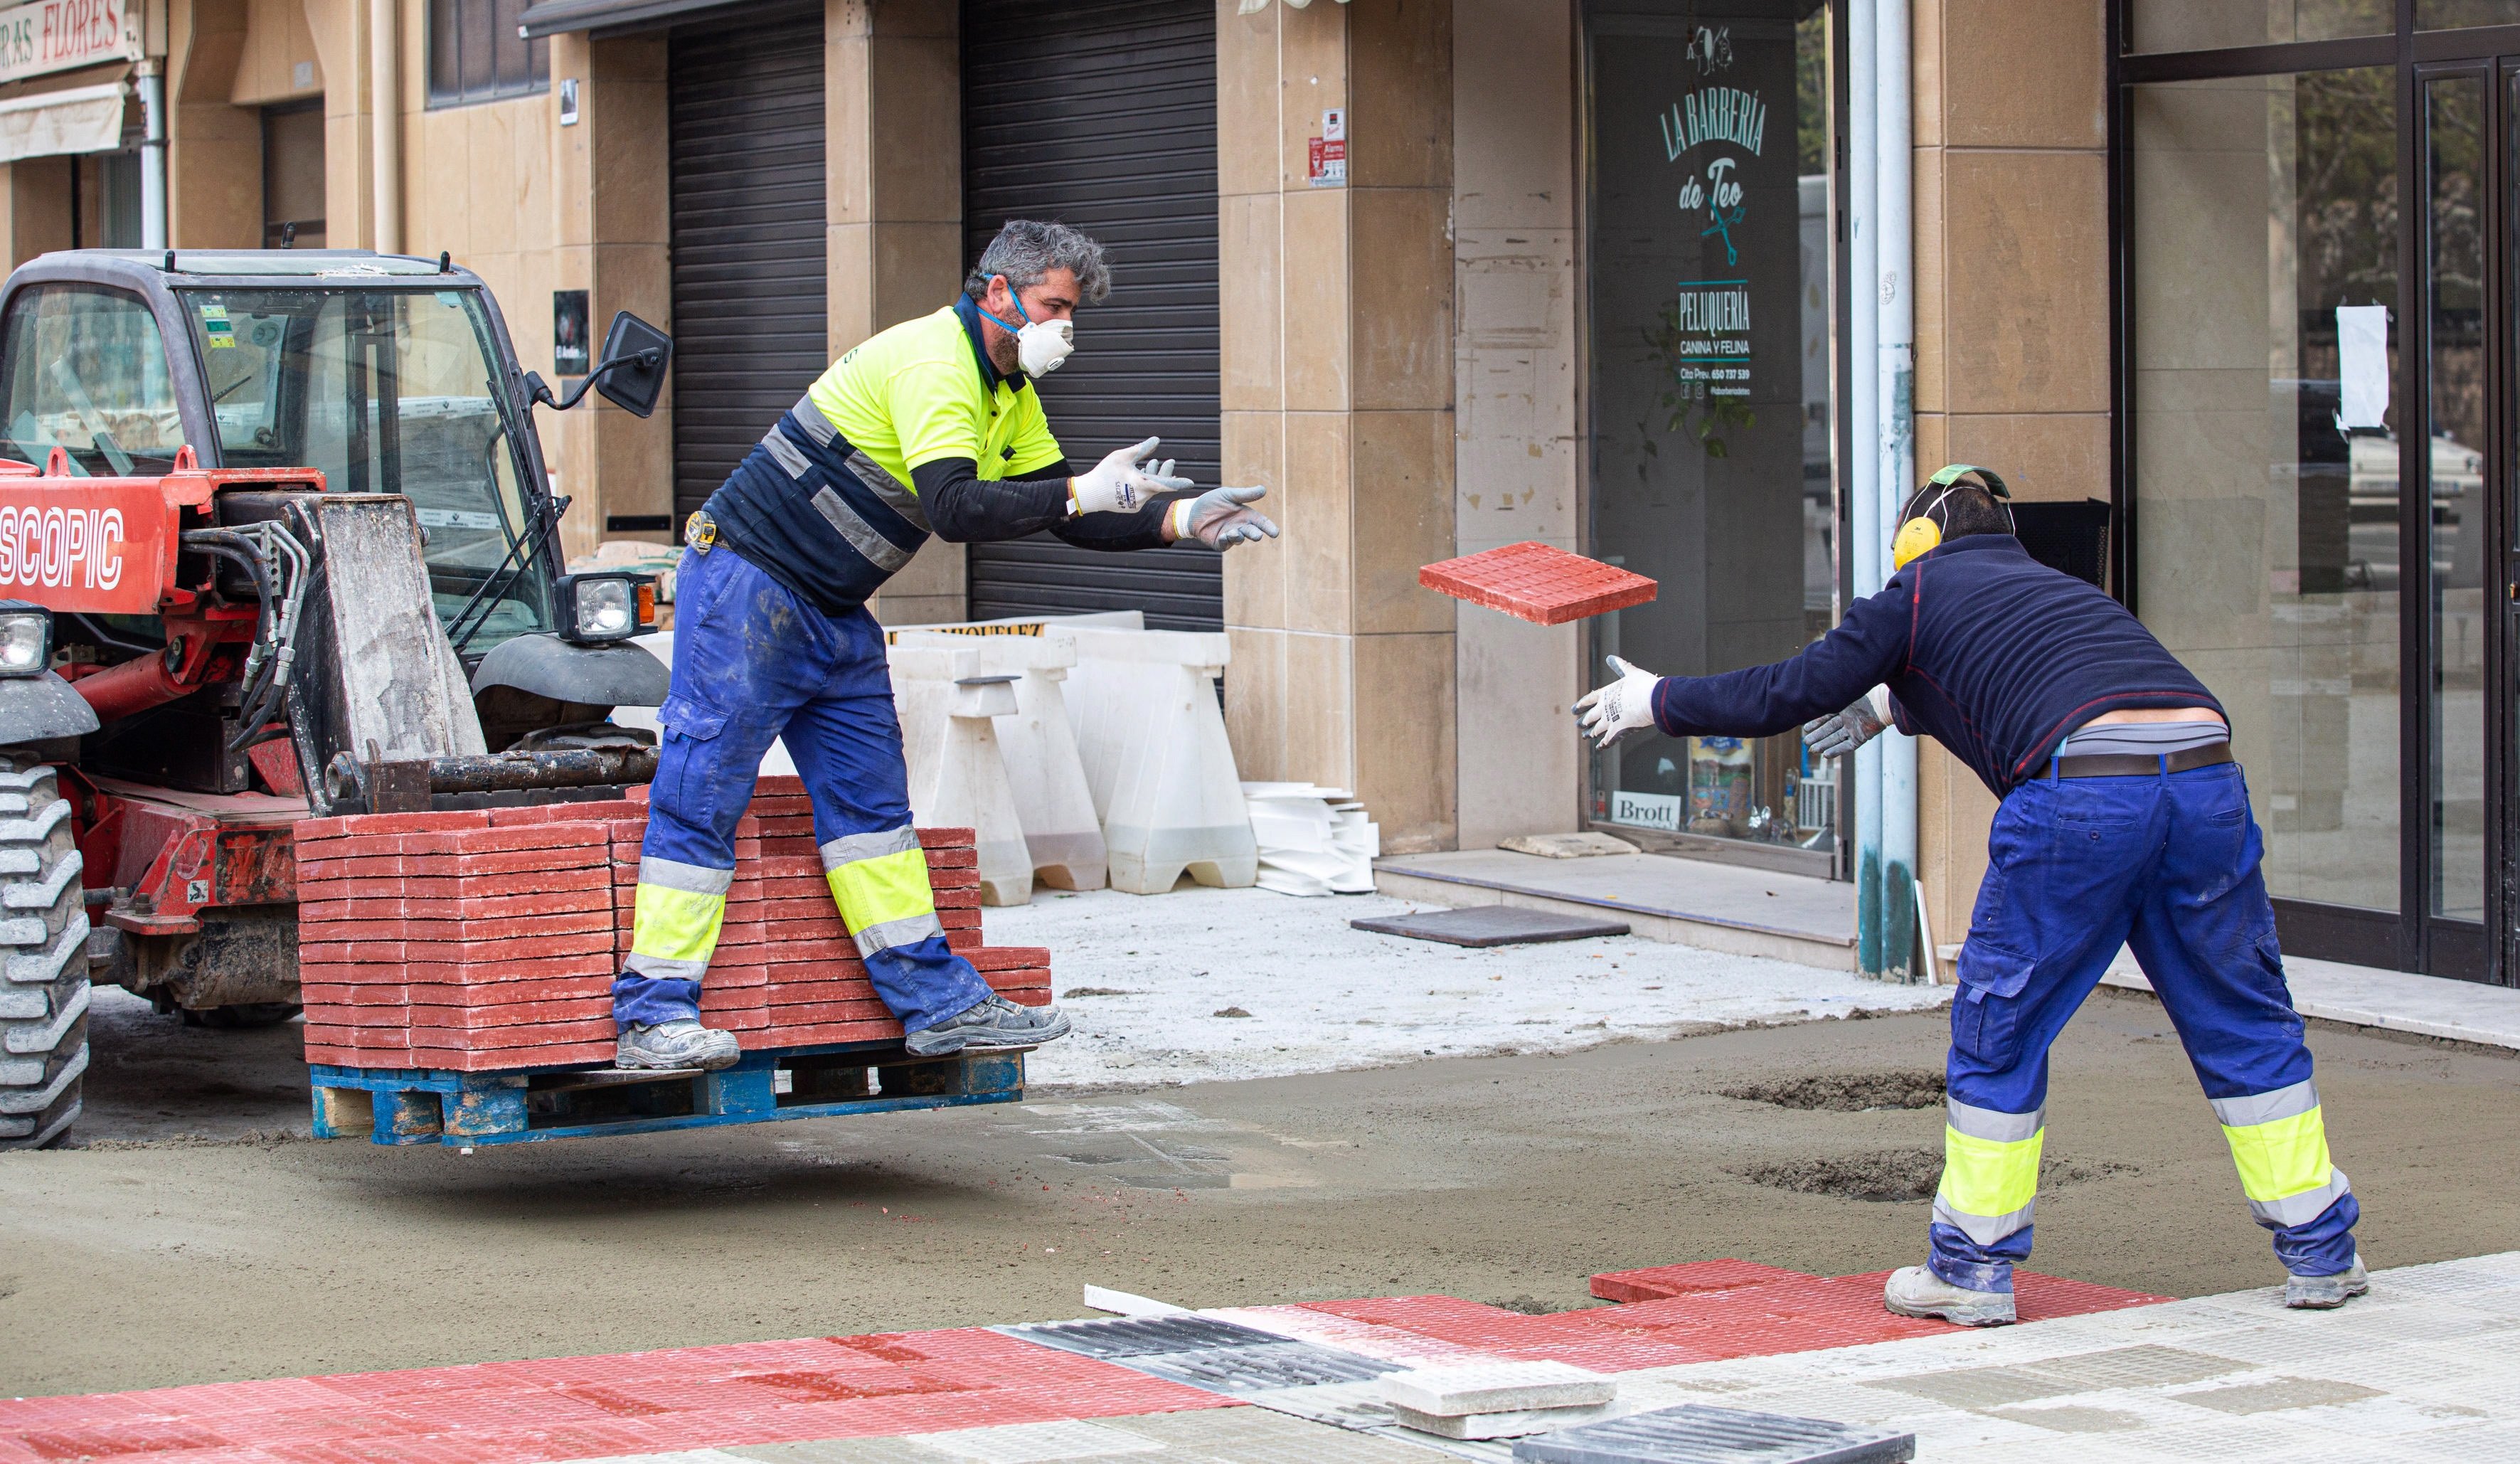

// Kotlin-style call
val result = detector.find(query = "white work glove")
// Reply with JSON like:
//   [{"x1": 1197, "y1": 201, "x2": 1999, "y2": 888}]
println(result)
[
  {"x1": 1168, "y1": 485, "x2": 1280, "y2": 550},
  {"x1": 1573, "y1": 655, "x2": 1662, "y2": 748},
  {"x1": 1070, "y1": 437, "x2": 1196, "y2": 516},
  {"x1": 1804, "y1": 686, "x2": 1891, "y2": 759}
]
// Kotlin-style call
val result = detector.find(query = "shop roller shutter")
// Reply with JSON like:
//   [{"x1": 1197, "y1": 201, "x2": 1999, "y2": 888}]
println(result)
[
  {"x1": 668, "y1": 8, "x2": 827, "y2": 528},
  {"x1": 962, "y1": 0, "x2": 1222, "y2": 631}
]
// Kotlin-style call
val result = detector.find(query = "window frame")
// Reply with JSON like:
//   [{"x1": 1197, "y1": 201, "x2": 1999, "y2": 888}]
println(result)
[{"x1": 426, "y1": 0, "x2": 551, "y2": 110}]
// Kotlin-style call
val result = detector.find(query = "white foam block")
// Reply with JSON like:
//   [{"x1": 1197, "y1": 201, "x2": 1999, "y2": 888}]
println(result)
[
  {"x1": 1388, "y1": 1400, "x2": 1618, "y2": 1439},
  {"x1": 1379, "y1": 1360, "x2": 1617, "y2": 1416}
]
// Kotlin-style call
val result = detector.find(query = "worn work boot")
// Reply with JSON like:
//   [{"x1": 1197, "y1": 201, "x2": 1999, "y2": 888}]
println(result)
[
  {"x1": 2285, "y1": 1258, "x2": 2370, "y2": 1310},
  {"x1": 616, "y1": 1019, "x2": 741, "y2": 1071},
  {"x1": 1884, "y1": 1265, "x2": 2019, "y2": 1327},
  {"x1": 903, "y1": 994, "x2": 1073, "y2": 1057}
]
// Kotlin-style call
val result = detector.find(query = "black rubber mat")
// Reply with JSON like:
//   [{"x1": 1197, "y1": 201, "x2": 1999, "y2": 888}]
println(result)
[
  {"x1": 1350, "y1": 906, "x2": 1632, "y2": 948},
  {"x1": 1511, "y1": 1404, "x2": 1915, "y2": 1463}
]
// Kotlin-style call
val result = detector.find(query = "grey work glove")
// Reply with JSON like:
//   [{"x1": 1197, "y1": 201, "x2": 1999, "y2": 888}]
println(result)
[
  {"x1": 1169, "y1": 484, "x2": 1280, "y2": 550},
  {"x1": 1803, "y1": 687, "x2": 1891, "y2": 760},
  {"x1": 1573, "y1": 655, "x2": 1662, "y2": 748}
]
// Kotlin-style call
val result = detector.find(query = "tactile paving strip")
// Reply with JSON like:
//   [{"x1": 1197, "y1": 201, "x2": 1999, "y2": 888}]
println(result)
[
  {"x1": 998, "y1": 1316, "x2": 1402, "y2": 1391},
  {"x1": 1507, "y1": 1404, "x2": 1915, "y2": 1464}
]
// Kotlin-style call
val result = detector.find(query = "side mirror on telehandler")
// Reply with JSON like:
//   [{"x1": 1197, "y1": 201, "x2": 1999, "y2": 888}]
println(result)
[{"x1": 523, "y1": 311, "x2": 673, "y2": 419}]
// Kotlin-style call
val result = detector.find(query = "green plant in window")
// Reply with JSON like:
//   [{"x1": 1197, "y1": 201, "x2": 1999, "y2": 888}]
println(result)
[{"x1": 1637, "y1": 297, "x2": 1755, "y2": 466}]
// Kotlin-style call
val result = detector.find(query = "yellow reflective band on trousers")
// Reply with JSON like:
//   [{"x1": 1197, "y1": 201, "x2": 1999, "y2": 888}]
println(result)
[
  {"x1": 627, "y1": 884, "x2": 727, "y2": 981},
  {"x1": 2222, "y1": 1106, "x2": 2336, "y2": 1210},
  {"x1": 1934, "y1": 1120, "x2": 2044, "y2": 1246},
  {"x1": 821, "y1": 829, "x2": 941, "y2": 955}
]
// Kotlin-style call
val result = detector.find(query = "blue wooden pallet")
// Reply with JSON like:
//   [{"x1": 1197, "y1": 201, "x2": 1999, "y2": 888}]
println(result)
[{"x1": 309, "y1": 1040, "x2": 1026, "y2": 1147}]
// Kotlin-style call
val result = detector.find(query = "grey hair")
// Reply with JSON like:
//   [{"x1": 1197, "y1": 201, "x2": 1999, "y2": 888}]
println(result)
[{"x1": 964, "y1": 220, "x2": 1112, "y2": 305}]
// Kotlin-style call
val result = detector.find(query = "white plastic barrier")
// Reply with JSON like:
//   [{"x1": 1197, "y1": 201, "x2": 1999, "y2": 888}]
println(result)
[
  {"x1": 891, "y1": 630, "x2": 1107, "y2": 891},
  {"x1": 1058, "y1": 627, "x2": 1258, "y2": 894},
  {"x1": 887, "y1": 646, "x2": 1033, "y2": 906}
]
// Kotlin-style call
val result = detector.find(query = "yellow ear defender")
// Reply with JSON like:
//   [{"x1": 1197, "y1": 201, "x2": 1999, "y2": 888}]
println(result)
[{"x1": 1891, "y1": 462, "x2": 2013, "y2": 571}]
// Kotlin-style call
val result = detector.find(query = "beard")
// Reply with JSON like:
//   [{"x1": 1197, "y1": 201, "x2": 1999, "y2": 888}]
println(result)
[{"x1": 986, "y1": 329, "x2": 1022, "y2": 377}]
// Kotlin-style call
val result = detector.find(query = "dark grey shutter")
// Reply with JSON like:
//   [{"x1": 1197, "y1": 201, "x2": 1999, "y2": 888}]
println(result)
[
  {"x1": 668, "y1": 8, "x2": 827, "y2": 529},
  {"x1": 961, "y1": 0, "x2": 1221, "y2": 630}
]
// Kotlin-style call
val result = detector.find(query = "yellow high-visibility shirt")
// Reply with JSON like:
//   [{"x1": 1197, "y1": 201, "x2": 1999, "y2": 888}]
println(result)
[{"x1": 804, "y1": 305, "x2": 1065, "y2": 487}]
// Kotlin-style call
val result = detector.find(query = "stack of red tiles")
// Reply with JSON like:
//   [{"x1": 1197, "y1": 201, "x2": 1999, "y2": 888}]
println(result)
[
  {"x1": 1417, "y1": 541, "x2": 1658, "y2": 625},
  {"x1": 296, "y1": 811, "x2": 620, "y2": 1070},
  {"x1": 298, "y1": 775, "x2": 1055, "y2": 1070}
]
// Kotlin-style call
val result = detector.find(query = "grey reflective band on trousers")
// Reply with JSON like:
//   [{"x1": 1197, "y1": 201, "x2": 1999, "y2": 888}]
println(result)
[
  {"x1": 1932, "y1": 1194, "x2": 2036, "y2": 1246},
  {"x1": 817, "y1": 826, "x2": 923, "y2": 870},
  {"x1": 812, "y1": 485, "x2": 915, "y2": 573},
  {"x1": 637, "y1": 855, "x2": 735, "y2": 895},
  {"x1": 2209, "y1": 1078, "x2": 2319, "y2": 1129},
  {"x1": 2250, "y1": 1169, "x2": 2351, "y2": 1228},
  {"x1": 1947, "y1": 1097, "x2": 2044, "y2": 1144},
  {"x1": 622, "y1": 952, "x2": 709, "y2": 982},
  {"x1": 854, "y1": 911, "x2": 946, "y2": 954}
]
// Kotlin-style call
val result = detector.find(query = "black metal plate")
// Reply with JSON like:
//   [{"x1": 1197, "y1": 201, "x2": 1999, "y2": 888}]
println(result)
[
  {"x1": 1351, "y1": 906, "x2": 1633, "y2": 948},
  {"x1": 1511, "y1": 1405, "x2": 1915, "y2": 1464},
  {"x1": 1001, "y1": 1315, "x2": 1402, "y2": 1393}
]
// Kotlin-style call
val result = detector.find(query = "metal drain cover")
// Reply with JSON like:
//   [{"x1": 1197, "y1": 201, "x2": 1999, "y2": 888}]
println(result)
[
  {"x1": 1511, "y1": 1404, "x2": 1915, "y2": 1464},
  {"x1": 1351, "y1": 906, "x2": 1632, "y2": 947},
  {"x1": 1000, "y1": 1315, "x2": 1401, "y2": 1393}
]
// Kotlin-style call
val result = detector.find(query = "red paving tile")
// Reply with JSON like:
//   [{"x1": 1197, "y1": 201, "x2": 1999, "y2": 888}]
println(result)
[
  {"x1": 1418, "y1": 541, "x2": 1659, "y2": 625},
  {"x1": 0, "y1": 1265, "x2": 2167, "y2": 1462}
]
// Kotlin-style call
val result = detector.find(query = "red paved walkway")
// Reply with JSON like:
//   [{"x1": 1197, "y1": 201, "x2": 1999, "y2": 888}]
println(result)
[{"x1": 0, "y1": 1263, "x2": 2164, "y2": 1463}]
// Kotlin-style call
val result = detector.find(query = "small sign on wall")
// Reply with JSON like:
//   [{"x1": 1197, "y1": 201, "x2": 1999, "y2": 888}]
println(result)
[
  {"x1": 553, "y1": 290, "x2": 590, "y2": 376},
  {"x1": 558, "y1": 78, "x2": 580, "y2": 126},
  {"x1": 1308, "y1": 107, "x2": 1346, "y2": 188}
]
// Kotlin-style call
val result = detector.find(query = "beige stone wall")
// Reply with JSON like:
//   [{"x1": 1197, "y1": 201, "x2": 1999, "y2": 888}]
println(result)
[
  {"x1": 0, "y1": 158, "x2": 73, "y2": 273},
  {"x1": 841, "y1": 0, "x2": 965, "y2": 628},
  {"x1": 1218, "y1": 0, "x2": 1458, "y2": 853},
  {"x1": 1450, "y1": 0, "x2": 1580, "y2": 847},
  {"x1": 1910, "y1": 0, "x2": 2111, "y2": 946}
]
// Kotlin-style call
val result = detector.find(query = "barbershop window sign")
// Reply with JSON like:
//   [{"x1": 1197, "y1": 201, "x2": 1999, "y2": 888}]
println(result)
[
  {"x1": 1660, "y1": 79, "x2": 1767, "y2": 405},
  {"x1": 0, "y1": 0, "x2": 144, "y2": 83}
]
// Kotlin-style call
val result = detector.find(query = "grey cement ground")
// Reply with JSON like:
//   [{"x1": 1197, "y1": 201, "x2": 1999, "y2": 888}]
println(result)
[{"x1": 4, "y1": 988, "x2": 2516, "y2": 1399}]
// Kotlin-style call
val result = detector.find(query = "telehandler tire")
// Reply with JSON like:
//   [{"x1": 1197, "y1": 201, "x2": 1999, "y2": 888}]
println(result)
[{"x1": 0, "y1": 761, "x2": 85, "y2": 1149}]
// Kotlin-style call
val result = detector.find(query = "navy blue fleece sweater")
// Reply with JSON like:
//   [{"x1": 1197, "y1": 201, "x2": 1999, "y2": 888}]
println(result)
[{"x1": 1650, "y1": 534, "x2": 2223, "y2": 796}]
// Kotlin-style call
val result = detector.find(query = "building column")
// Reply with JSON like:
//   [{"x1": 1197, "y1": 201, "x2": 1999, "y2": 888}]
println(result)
[
  {"x1": 1218, "y1": 0, "x2": 1457, "y2": 854},
  {"x1": 548, "y1": 31, "x2": 673, "y2": 563},
  {"x1": 832, "y1": 0, "x2": 965, "y2": 627},
  {"x1": 0, "y1": 159, "x2": 73, "y2": 274},
  {"x1": 1910, "y1": 0, "x2": 2110, "y2": 950}
]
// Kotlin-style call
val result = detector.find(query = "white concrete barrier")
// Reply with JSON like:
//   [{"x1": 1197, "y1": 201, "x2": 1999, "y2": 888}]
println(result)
[
  {"x1": 892, "y1": 630, "x2": 1107, "y2": 891},
  {"x1": 888, "y1": 646, "x2": 1032, "y2": 906},
  {"x1": 1058, "y1": 627, "x2": 1257, "y2": 894}
]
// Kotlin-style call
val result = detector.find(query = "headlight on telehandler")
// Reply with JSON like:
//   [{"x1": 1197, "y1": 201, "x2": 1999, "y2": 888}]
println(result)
[
  {"x1": 553, "y1": 573, "x2": 655, "y2": 645},
  {"x1": 0, "y1": 602, "x2": 53, "y2": 677}
]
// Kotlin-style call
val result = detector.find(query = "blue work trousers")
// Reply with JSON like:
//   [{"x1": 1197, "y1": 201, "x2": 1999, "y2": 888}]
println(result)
[
  {"x1": 1930, "y1": 759, "x2": 2360, "y2": 1293},
  {"x1": 610, "y1": 543, "x2": 991, "y2": 1034}
]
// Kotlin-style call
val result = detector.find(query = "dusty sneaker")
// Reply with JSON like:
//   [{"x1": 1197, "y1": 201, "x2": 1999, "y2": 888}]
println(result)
[
  {"x1": 903, "y1": 994, "x2": 1072, "y2": 1057},
  {"x1": 616, "y1": 1019, "x2": 741, "y2": 1071},
  {"x1": 2285, "y1": 1258, "x2": 2369, "y2": 1310},
  {"x1": 1883, "y1": 1265, "x2": 2017, "y2": 1327}
]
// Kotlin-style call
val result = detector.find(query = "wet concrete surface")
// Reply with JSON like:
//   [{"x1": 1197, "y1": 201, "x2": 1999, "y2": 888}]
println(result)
[{"x1": 4, "y1": 988, "x2": 2516, "y2": 1398}]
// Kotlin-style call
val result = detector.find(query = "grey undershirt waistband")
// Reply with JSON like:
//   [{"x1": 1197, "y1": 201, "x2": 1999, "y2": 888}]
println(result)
[{"x1": 2057, "y1": 719, "x2": 2230, "y2": 759}]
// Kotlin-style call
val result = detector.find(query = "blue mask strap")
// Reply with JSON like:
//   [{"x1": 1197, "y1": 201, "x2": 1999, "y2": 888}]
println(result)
[{"x1": 974, "y1": 276, "x2": 1031, "y2": 336}]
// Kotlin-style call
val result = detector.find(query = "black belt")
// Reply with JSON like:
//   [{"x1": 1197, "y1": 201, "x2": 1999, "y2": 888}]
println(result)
[{"x1": 2051, "y1": 743, "x2": 2234, "y2": 779}]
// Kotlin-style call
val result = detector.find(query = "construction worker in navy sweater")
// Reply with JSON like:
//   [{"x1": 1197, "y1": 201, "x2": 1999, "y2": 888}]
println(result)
[{"x1": 1575, "y1": 465, "x2": 2366, "y2": 1325}]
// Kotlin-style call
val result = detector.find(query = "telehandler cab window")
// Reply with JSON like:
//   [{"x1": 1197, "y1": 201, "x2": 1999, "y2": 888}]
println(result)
[
  {"x1": 0, "y1": 286, "x2": 186, "y2": 477},
  {"x1": 178, "y1": 287, "x2": 555, "y2": 651}
]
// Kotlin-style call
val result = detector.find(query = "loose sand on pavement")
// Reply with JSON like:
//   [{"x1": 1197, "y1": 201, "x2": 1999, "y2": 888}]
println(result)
[{"x1": 4, "y1": 988, "x2": 2514, "y2": 1397}]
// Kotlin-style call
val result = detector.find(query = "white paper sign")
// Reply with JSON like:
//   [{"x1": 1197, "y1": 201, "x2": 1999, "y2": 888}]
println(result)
[
  {"x1": 2336, "y1": 304, "x2": 2389, "y2": 430},
  {"x1": 1608, "y1": 790, "x2": 1682, "y2": 831}
]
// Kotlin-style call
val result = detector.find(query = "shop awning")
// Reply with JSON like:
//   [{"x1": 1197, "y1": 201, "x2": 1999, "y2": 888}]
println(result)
[
  {"x1": 517, "y1": 0, "x2": 740, "y2": 39},
  {"x1": 0, "y1": 82, "x2": 128, "y2": 166}
]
